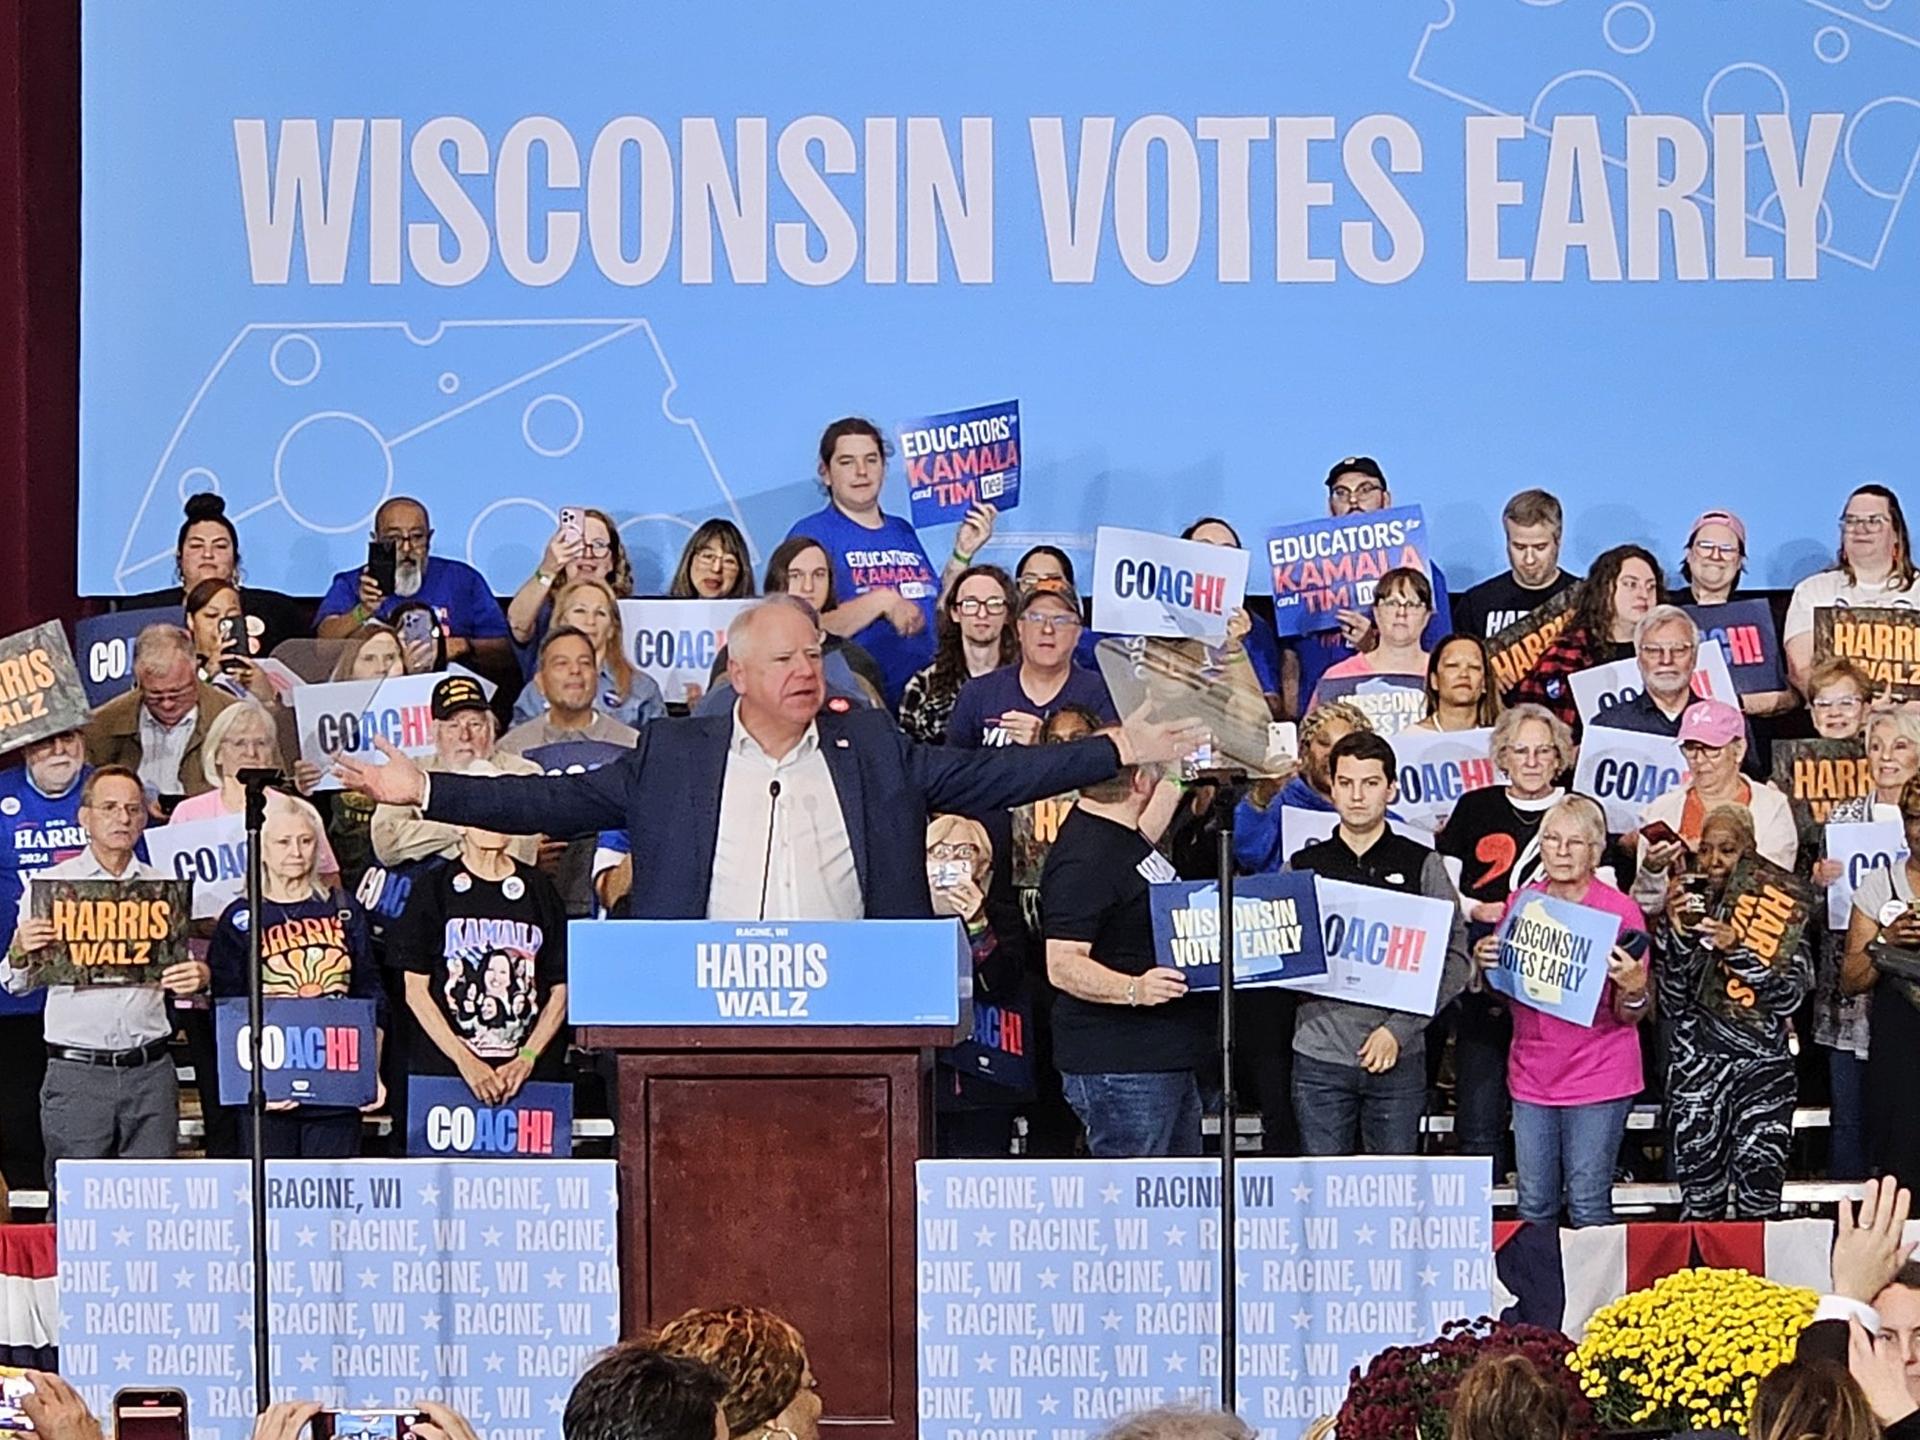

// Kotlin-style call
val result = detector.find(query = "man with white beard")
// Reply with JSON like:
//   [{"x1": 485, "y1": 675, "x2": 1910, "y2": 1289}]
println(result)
[{"x1": 314, "y1": 495, "x2": 513, "y2": 677}]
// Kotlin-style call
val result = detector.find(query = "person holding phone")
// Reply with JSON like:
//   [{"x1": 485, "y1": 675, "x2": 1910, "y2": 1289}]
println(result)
[
  {"x1": 182, "y1": 579, "x2": 276, "y2": 703},
  {"x1": 1842, "y1": 776, "x2": 1920, "y2": 1191},
  {"x1": 1472, "y1": 795, "x2": 1651, "y2": 1227},
  {"x1": 1652, "y1": 804, "x2": 1812, "y2": 1219},
  {"x1": 314, "y1": 497, "x2": 512, "y2": 681},
  {"x1": 505, "y1": 505, "x2": 634, "y2": 670}
]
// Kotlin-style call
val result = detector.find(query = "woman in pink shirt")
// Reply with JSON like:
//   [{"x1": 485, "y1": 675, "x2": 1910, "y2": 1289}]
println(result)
[
  {"x1": 1310, "y1": 566, "x2": 1433, "y2": 708},
  {"x1": 1474, "y1": 794, "x2": 1653, "y2": 1226}
]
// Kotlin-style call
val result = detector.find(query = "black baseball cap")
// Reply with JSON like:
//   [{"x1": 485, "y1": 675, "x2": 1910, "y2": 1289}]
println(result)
[
  {"x1": 430, "y1": 675, "x2": 489, "y2": 720},
  {"x1": 1324, "y1": 455, "x2": 1386, "y2": 488}
]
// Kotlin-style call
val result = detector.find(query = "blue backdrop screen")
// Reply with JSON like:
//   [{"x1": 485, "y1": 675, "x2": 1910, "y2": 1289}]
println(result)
[{"x1": 80, "y1": 1, "x2": 1920, "y2": 596}]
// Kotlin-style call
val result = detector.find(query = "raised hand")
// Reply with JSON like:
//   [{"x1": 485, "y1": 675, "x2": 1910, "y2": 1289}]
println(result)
[
  {"x1": 1833, "y1": 1176, "x2": 1915, "y2": 1302},
  {"x1": 333, "y1": 736, "x2": 428, "y2": 807}
]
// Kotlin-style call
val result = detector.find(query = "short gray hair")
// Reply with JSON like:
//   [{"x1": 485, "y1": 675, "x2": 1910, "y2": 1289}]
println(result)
[
  {"x1": 133, "y1": 624, "x2": 196, "y2": 678},
  {"x1": 1490, "y1": 702, "x2": 1574, "y2": 772},
  {"x1": 726, "y1": 594, "x2": 819, "y2": 662},
  {"x1": 199, "y1": 700, "x2": 280, "y2": 789},
  {"x1": 1634, "y1": 604, "x2": 1698, "y2": 651},
  {"x1": 1543, "y1": 793, "x2": 1607, "y2": 854},
  {"x1": 1095, "y1": 1408, "x2": 1257, "y2": 1440}
]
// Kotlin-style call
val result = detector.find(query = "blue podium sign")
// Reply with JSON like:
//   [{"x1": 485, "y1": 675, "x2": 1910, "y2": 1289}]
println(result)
[
  {"x1": 917, "y1": 1157, "x2": 1492, "y2": 1440},
  {"x1": 57, "y1": 1158, "x2": 620, "y2": 1440},
  {"x1": 568, "y1": 918, "x2": 970, "y2": 1026}
]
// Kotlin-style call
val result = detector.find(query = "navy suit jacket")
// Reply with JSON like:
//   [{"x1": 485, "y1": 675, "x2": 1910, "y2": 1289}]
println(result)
[{"x1": 425, "y1": 708, "x2": 1124, "y2": 918}]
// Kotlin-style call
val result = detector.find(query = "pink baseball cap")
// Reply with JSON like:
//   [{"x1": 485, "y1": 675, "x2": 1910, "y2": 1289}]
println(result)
[
  {"x1": 1677, "y1": 699, "x2": 1744, "y2": 748},
  {"x1": 1688, "y1": 510, "x2": 1747, "y2": 549}
]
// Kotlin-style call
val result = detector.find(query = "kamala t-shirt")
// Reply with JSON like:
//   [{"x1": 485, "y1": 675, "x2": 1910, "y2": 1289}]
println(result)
[
  {"x1": 398, "y1": 860, "x2": 567, "y2": 1075},
  {"x1": 786, "y1": 503, "x2": 939, "y2": 703}
]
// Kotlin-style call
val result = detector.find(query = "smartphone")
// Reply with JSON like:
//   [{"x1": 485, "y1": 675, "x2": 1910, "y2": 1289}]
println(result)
[
  {"x1": 1641, "y1": 820, "x2": 1682, "y2": 848},
  {"x1": 397, "y1": 607, "x2": 439, "y2": 652},
  {"x1": 215, "y1": 612, "x2": 250, "y2": 665},
  {"x1": 557, "y1": 506, "x2": 585, "y2": 548},
  {"x1": 113, "y1": 1389, "x2": 189, "y2": 1440},
  {"x1": 0, "y1": 1369, "x2": 32, "y2": 1433},
  {"x1": 1618, "y1": 929, "x2": 1651, "y2": 962},
  {"x1": 312, "y1": 1412, "x2": 424, "y2": 1440},
  {"x1": 1265, "y1": 721, "x2": 1299, "y2": 766},
  {"x1": 366, "y1": 538, "x2": 399, "y2": 596}
]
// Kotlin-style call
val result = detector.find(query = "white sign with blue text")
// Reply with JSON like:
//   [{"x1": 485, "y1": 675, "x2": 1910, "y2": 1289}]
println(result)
[
  {"x1": 917, "y1": 1156, "x2": 1493, "y2": 1440},
  {"x1": 1389, "y1": 726, "x2": 1503, "y2": 836},
  {"x1": 1572, "y1": 727, "x2": 1690, "y2": 835},
  {"x1": 619, "y1": 598, "x2": 755, "y2": 703},
  {"x1": 567, "y1": 918, "x2": 969, "y2": 1026},
  {"x1": 293, "y1": 671, "x2": 449, "y2": 792},
  {"x1": 144, "y1": 812, "x2": 249, "y2": 920},
  {"x1": 1092, "y1": 528, "x2": 1248, "y2": 643},
  {"x1": 1289, "y1": 878, "x2": 1453, "y2": 1017},
  {"x1": 56, "y1": 1158, "x2": 620, "y2": 1440},
  {"x1": 1826, "y1": 819, "x2": 1910, "y2": 929}
]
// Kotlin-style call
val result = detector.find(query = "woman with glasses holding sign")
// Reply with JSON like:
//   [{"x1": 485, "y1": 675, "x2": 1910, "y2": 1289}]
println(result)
[
  {"x1": 1840, "y1": 776, "x2": 1920, "y2": 1190},
  {"x1": 1472, "y1": 795, "x2": 1652, "y2": 1227},
  {"x1": 899, "y1": 566, "x2": 1018, "y2": 745},
  {"x1": 1654, "y1": 805, "x2": 1812, "y2": 1218},
  {"x1": 208, "y1": 793, "x2": 385, "y2": 1157},
  {"x1": 1786, "y1": 485, "x2": 1920, "y2": 697}
]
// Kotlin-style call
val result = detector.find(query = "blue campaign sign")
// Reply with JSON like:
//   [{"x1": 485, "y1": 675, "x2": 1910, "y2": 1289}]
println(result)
[
  {"x1": 942, "y1": 985, "x2": 1035, "y2": 1095},
  {"x1": 1265, "y1": 508, "x2": 1430, "y2": 637},
  {"x1": 568, "y1": 918, "x2": 969, "y2": 1026},
  {"x1": 519, "y1": 739, "x2": 632, "y2": 776},
  {"x1": 214, "y1": 997, "x2": 379, "y2": 1106},
  {"x1": 79, "y1": 7, "x2": 1916, "y2": 601},
  {"x1": 1148, "y1": 872, "x2": 1325, "y2": 991},
  {"x1": 1487, "y1": 891, "x2": 1622, "y2": 1028},
  {"x1": 903, "y1": 400, "x2": 1021, "y2": 528},
  {"x1": 917, "y1": 1156, "x2": 1493, "y2": 1440},
  {"x1": 74, "y1": 608, "x2": 177, "y2": 706},
  {"x1": 1685, "y1": 599, "x2": 1786, "y2": 695},
  {"x1": 406, "y1": 1077, "x2": 574, "y2": 1158},
  {"x1": 56, "y1": 1157, "x2": 620, "y2": 1440},
  {"x1": 1311, "y1": 671, "x2": 1427, "y2": 737}
]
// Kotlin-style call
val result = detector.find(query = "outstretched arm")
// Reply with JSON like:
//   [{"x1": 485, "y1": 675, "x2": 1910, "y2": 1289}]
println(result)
[{"x1": 338, "y1": 735, "x2": 631, "y2": 840}]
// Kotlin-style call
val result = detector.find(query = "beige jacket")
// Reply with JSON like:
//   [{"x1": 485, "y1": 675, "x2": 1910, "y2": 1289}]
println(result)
[{"x1": 370, "y1": 749, "x2": 544, "y2": 866}]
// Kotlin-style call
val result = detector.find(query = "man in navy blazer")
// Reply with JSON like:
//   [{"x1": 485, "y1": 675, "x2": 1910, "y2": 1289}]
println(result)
[{"x1": 337, "y1": 597, "x2": 1202, "y2": 919}]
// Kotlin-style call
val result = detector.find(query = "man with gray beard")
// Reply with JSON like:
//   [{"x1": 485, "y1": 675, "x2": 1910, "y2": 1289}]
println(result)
[{"x1": 314, "y1": 495, "x2": 513, "y2": 677}]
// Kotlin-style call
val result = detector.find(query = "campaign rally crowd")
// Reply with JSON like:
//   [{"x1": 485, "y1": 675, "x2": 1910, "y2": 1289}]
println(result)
[{"x1": 2, "y1": 420, "x2": 1919, "y2": 1236}]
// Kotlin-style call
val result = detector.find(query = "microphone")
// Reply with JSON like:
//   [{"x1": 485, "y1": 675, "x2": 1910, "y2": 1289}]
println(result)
[
  {"x1": 234, "y1": 768, "x2": 289, "y2": 790},
  {"x1": 757, "y1": 779, "x2": 782, "y2": 921}
]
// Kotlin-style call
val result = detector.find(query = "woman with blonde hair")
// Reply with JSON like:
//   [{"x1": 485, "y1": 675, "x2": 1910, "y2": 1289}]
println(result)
[
  {"x1": 167, "y1": 702, "x2": 336, "y2": 870},
  {"x1": 506, "y1": 505, "x2": 634, "y2": 660},
  {"x1": 656, "y1": 1306, "x2": 822, "y2": 1440},
  {"x1": 512, "y1": 576, "x2": 664, "y2": 729}
]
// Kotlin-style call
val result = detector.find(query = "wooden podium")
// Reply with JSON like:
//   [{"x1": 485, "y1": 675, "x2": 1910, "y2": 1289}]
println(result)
[{"x1": 571, "y1": 921, "x2": 971, "y2": 1440}]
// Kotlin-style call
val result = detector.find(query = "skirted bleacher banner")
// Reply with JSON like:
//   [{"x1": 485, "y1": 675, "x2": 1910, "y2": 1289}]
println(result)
[
  {"x1": 917, "y1": 1157, "x2": 1492, "y2": 1439},
  {"x1": 79, "y1": 4, "x2": 1920, "y2": 598},
  {"x1": 55, "y1": 1159, "x2": 620, "y2": 1439}
]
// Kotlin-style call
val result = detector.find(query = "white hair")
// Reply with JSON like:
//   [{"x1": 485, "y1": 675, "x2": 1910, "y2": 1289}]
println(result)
[
  {"x1": 199, "y1": 700, "x2": 279, "y2": 790},
  {"x1": 262, "y1": 791, "x2": 330, "y2": 892},
  {"x1": 132, "y1": 623, "x2": 195, "y2": 678},
  {"x1": 1634, "y1": 604, "x2": 1698, "y2": 650},
  {"x1": 726, "y1": 595, "x2": 818, "y2": 662}
]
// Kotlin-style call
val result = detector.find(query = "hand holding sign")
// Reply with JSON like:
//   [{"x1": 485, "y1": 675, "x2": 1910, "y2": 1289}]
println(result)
[{"x1": 335, "y1": 735, "x2": 430, "y2": 806}]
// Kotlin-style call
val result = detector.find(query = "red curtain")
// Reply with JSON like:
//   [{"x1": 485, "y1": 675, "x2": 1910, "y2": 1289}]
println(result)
[{"x1": 0, "y1": 0, "x2": 82, "y2": 635}]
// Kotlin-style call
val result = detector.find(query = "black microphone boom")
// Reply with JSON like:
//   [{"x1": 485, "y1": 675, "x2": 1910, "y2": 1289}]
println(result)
[{"x1": 757, "y1": 779, "x2": 782, "y2": 921}]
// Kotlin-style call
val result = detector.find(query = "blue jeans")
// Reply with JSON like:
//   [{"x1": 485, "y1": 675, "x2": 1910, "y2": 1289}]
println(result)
[
  {"x1": 1061, "y1": 1071, "x2": 1202, "y2": 1157},
  {"x1": 1512, "y1": 1097, "x2": 1633, "y2": 1227},
  {"x1": 1827, "y1": 1046, "x2": 1869, "y2": 1181},
  {"x1": 1291, "y1": 1052, "x2": 1425, "y2": 1156}
]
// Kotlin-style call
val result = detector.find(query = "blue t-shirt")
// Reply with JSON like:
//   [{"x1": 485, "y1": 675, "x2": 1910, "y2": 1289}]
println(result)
[
  {"x1": 945, "y1": 665, "x2": 1117, "y2": 748},
  {"x1": 1293, "y1": 561, "x2": 1452, "y2": 710},
  {"x1": 0, "y1": 765, "x2": 91, "y2": 1015},
  {"x1": 314, "y1": 555, "x2": 510, "y2": 640},
  {"x1": 786, "y1": 503, "x2": 939, "y2": 705}
]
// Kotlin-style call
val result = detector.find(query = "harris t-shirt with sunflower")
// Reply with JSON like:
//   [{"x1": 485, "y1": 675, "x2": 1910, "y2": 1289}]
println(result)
[{"x1": 208, "y1": 891, "x2": 386, "y2": 1035}]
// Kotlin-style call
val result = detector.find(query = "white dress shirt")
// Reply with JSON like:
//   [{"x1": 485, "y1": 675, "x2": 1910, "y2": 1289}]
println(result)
[
  {"x1": 705, "y1": 710, "x2": 863, "y2": 920},
  {"x1": 136, "y1": 705, "x2": 198, "y2": 795},
  {"x1": 2, "y1": 849, "x2": 172, "y2": 1049}
]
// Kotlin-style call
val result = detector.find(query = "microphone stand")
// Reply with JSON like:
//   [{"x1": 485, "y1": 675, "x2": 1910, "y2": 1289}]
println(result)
[
  {"x1": 235, "y1": 768, "x2": 281, "y2": 1411},
  {"x1": 1196, "y1": 767, "x2": 1250, "y2": 1415}
]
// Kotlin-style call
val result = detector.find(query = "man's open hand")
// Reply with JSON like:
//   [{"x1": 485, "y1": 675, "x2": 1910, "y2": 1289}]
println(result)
[{"x1": 333, "y1": 736, "x2": 428, "y2": 807}]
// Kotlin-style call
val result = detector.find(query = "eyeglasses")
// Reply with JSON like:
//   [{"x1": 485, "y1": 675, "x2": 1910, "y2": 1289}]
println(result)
[
  {"x1": 1019, "y1": 611, "x2": 1081, "y2": 631},
  {"x1": 87, "y1": 801, "x2": 145, "y2": 818},
  {"x1": 929, "y1": 843, "x2": 980, "y2": 861},
  {"x1": 1375, "y1": 596, "x2": 1427, "y2": 614},
  {"x1": 377, "y1": 529, "x2": 431, "y2": 546},
  {"x1": 1539, "y1": 833, "x2": 1593, "y2": 852},
  {"x1": 578, "y1": 540, "x2": 612, "y2": 559},
  {"x1": 693, "y1": 548, "x2": 738, "y2": 568},
  {"x1": 1641, "y1": 643, "x2": 1697, "y2": 662},
  {"x1": 1842, "y1": 513, "x2": 1891, "y2": 532},
  {"x1": 1812, "y1": 694, "x2": 1865, "y2": 712},
  {"x1": 1690, "y1": 540, "x2": 1740, "y2": 561},
  {"x1": 1680, "y1": 741, "x2": 1730, "y2": 759},
  {"x1": 1501, "y1": 744, "x2": 1559, "y2": 763},
  {"x1": 1329, "y1": 481, "x2": 1384, "y2": 505},
  {"x1": 954, "y1": 598, "x2": 1008, "y2": 617}
]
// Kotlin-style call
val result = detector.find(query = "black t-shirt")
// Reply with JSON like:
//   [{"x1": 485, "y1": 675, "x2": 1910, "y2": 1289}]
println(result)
[
  {"x1": 1453, "y1": 570, "x2": 1580, "y2": 642},
  {"x1": 1040, "y1": 808, "x2": 1211, "y2": 1075},
  {"x1": 397, "y1": 859, "x2": 568, "y2": 1077},
  {"x1": 1436, "y1": 786, "x2": 1557, "y2": 913}
]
